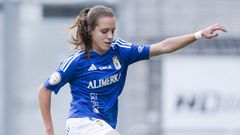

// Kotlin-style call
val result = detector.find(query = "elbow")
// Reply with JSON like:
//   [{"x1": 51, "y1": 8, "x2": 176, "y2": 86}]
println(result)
[
  {"x1": 161, "y1": 44, "x2": 176, "y2": 54},
  {"x1": 150, "y1": 41, "x2": 176, "y2": 57},
  {"x1": 38, "y1": 85, "x2": 52, "y2": 100},
  {"x1": 161, "y1": 38, "x2": 177, "y2": 53}
]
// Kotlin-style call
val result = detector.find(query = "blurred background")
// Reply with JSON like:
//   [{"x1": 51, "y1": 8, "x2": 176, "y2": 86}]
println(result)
[{"x1": 0, "y1": 0, "x2": 240, "y2": 135}]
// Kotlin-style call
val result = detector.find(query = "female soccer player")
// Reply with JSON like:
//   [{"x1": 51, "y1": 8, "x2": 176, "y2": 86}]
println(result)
[{"x1": 38, "y1": 5, "x2": 227, "y2": 135}]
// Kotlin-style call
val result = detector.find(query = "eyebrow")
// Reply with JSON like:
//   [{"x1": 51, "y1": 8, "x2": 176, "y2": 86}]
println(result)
[{"x1": 101, "y1": 28, "x2": 116, "y2": 30}]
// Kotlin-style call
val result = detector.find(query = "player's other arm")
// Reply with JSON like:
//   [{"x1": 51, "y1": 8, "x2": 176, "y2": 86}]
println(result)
[
  {"x1": 149, "y1": 23, "x2": 227, "y2": 57},
  {"x1": 38, "y1": 85, "x2": 55, "y2": 135}
]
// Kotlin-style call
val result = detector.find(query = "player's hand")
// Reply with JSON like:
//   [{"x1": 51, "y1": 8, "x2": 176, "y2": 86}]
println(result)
[{"x1": 201, "y1": 23, "x2": 227, "y2": 39}]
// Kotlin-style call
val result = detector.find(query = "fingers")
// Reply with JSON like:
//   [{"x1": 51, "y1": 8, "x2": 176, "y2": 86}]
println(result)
[
  {"x1": 206, "y1": 33, "x2": 218, "y2": 39},
  {"x1": 201, "y1": 23, "x2": 227, "y2": 39},
  {"x1": 211, "y1": 23, "x2": 227, "y2": 32}
]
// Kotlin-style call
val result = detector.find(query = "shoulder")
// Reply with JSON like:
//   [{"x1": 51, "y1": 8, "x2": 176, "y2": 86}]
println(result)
[
  {"x1": 59, "y1": 49, "x2": 84, "y2": 72},
  {"x1": 111, "y1": 38, "x2": 133, "y2": 50}
]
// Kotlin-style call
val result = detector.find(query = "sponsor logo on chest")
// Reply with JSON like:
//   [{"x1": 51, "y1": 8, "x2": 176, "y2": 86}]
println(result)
[
  {"x1": 87, "y1": 73, "x2": 121, "y2": 89},
  {"x1": 88, "y1": 56, "x2": 121, "y2": 71},
  {"x1": 99, "y1": 65, "x2": 112, "y2": 70},
  {"x1": 88, "y1": 64, "x2": 112, "y2": 71}
]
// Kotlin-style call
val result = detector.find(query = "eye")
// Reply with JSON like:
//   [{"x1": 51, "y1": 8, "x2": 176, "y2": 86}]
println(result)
[
  {"x1": 101, "y1": 29, "x2": 108, "y2": 34},
  {"x1": 112, "y1": 29, "x2": 115, "y2": 34}
]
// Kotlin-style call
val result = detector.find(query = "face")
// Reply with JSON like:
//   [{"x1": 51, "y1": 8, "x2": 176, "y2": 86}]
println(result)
[{"x1": 90, "y1": 17, "x2": 116, "y2": 55}]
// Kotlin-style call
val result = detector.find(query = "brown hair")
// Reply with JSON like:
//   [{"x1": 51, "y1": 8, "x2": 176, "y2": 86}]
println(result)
[{"x1": 70, "y1": 5, "x2": 115, "y2": 58}]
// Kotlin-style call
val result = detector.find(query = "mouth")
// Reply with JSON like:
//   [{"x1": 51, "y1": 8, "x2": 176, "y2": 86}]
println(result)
[{"x1": 104, "y1": 41, "x2": 112, "y2": 46}]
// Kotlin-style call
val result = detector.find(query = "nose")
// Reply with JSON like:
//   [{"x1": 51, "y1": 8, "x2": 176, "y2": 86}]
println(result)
[{"x1": 107, "y1": 31, "x2": 114, "y2": 39}]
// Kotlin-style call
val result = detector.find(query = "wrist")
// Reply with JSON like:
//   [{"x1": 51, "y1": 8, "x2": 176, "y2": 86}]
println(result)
[{"x1": 194, "y1": 31, "x2": 202, "y2": 40}]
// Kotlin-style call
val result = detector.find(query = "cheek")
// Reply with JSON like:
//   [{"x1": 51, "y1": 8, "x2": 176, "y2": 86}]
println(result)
[
  {"x1": 93, "y1": 32, "x2": 105, "y2": 41},
  {"x1": 91, "y1": 35, "x2": 105, "y2": 48}
]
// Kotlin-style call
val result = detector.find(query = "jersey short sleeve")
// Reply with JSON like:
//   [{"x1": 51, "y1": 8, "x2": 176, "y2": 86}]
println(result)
[
  {"x1": 112, "y1": 38, "x2": 150, "y2": 65},
  {"x1": 43, "y1": 51, "x2": 82, "y2": 94}
]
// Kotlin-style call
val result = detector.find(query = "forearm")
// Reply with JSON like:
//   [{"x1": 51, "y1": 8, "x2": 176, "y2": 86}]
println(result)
[
  {"x1": 149, "y1": 23, "x2": 227, "y2": 57},
  {"x1": 38, "y1": 85, "x2": 54, "y2": 133},
  {"x1": 150, "y1": 33, "x2": 196, "y2": 56},
  {"x1": 162, "y1": 33, "x2": 196, "y2": 51}
]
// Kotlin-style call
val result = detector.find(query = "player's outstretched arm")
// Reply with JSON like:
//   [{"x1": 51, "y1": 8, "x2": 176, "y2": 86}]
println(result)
[
  {"x1": 38, "y1": 85, "x2": 55, "y2": 135},
  {"x1": 149, "y1": 23, "x2": 227, "y2": 57}
]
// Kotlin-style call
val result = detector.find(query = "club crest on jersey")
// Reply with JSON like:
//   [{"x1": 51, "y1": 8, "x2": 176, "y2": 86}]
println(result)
[
  {"x1": 112, "y1": 56, "x2": 121, "y2": 70},
  {"x1": 49, "y1": 71, "x2": 61, "y2": 85}
]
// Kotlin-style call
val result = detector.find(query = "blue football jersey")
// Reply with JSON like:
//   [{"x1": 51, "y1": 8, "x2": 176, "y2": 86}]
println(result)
[{"x1": 44, "y1": 38, "x2": 150, "y2": 128}]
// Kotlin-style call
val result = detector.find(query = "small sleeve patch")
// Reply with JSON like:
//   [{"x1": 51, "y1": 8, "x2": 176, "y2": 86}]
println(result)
[
  {"x1": 138, "y1": 45, "x2": 144, "y2": 53},
  {"x1": 48, "y1": 71, "x2": 62, "y2": 85}
]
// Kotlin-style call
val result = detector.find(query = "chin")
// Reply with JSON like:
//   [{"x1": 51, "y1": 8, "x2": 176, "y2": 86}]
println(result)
[{"x1": 103, "y1": 45, "x2": 111, "y2": 50}]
